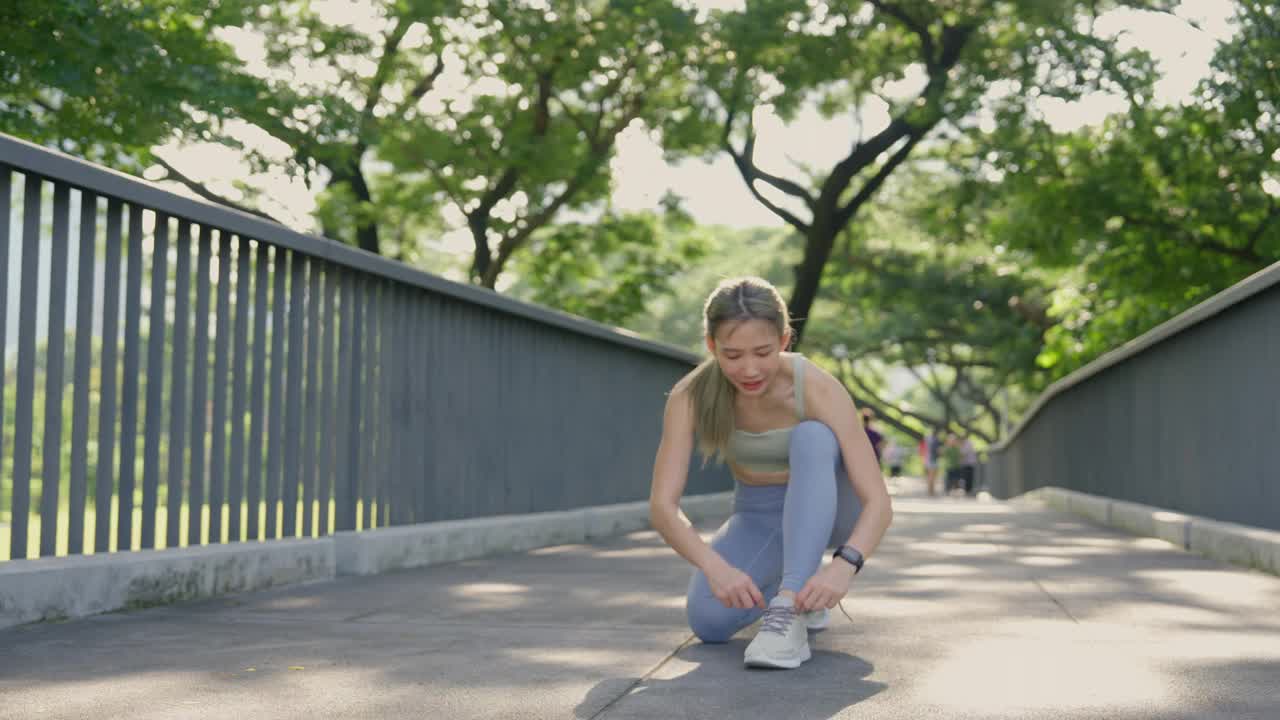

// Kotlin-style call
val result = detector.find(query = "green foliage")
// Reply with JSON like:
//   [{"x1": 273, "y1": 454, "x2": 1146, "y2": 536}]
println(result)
[
  {"x1": 799, "y1": 167, "x2": 1057, "y2": 439},
  {"x1": 660, "y1": 0, "x2": 1180, "y2": 342},
  {"x1": 620, "y1": 224, "x2": 802, "y2": 353},
  {"x1": 918, "y1": 1, "x2": 1280, "y2": 378},
  {"x1": 373, "y1": 0, "x2": 703, "y2": 283},
  {"x1": 2, "y1": 0, "x2": 713, "y2": 296},
  {"x1": 0, "y1": 0, "x2": 257, "y2": 166},
  {"x1": 505, "y1": 207, "x2": 709, "y2": 328}
]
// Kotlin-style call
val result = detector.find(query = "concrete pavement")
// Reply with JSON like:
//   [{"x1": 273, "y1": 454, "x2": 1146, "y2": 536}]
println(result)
[{"x1": 2, "y1": 478, "x2": 1278, "y2": 719}]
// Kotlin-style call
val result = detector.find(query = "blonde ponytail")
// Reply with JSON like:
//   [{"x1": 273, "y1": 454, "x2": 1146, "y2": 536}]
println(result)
[{"x1": 688, "y1": 356, "x2": 736, "y2": 465}]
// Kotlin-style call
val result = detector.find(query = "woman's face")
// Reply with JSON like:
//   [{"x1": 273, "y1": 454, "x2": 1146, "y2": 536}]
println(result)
[{"x1": 707, "y1": 318, "x2": 790, "y2": 396}]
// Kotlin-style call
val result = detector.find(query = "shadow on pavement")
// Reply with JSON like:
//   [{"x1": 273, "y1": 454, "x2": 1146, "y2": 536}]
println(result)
[{"x1": 574, "y1": 640, "x2": 886, "y2": 719}]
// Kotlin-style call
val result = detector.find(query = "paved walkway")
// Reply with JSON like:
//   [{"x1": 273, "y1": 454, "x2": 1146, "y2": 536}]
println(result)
[{"x1": 2, "y1": 478, "x2": 1278, "y2": 719}]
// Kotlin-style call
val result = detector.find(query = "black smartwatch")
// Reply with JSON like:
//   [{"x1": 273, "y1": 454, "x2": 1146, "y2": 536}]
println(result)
[{"x1": 833, "y1": 545, "x2": 865, "y2": 574}]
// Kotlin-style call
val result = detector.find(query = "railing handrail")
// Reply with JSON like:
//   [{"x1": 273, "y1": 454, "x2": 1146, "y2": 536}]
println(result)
[
  {"x1": 993, "y1": 258, "x2": 1280, "y2": 451},
  {"x1": 0, "y1": 131, "x2": 699, "y2": 366}
]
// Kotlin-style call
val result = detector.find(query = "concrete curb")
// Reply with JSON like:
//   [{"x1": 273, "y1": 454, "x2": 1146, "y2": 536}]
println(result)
[
  {"x1": 332, "y1": 492, "x2": 733, "y2": 577},
  {"x1": 0, "y1": 538, "x2": 334, "y2": 629},
  {"x1": 0, "y1": 492, "x2": 733, "y2": 629},
  {"x1": 1017, "y1": 486, "x2": 1280, "y2": 576}
]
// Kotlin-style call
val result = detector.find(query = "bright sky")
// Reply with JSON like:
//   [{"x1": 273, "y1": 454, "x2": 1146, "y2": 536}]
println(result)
[{"x1": 153, "y1": 0, "x2": 1240, "y2": 242}]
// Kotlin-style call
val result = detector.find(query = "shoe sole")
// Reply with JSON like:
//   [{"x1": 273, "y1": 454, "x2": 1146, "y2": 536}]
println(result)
[{"x1": 744, "y1": 644, "x2": 812, "y2": 669}]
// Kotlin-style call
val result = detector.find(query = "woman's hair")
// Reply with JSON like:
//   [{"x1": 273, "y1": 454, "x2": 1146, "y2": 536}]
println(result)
[{"x1": 686, "y1": 276, "x2": 791, "y2": 464}]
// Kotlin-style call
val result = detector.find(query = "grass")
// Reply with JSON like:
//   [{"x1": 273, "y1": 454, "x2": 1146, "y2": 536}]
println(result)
[{"x1": 0, "y1": 499, "x2": 378, "y2": 560}]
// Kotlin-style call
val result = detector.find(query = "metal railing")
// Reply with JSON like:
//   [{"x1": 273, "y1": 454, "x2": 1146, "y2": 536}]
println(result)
[
  {"x1": 983, "y1": 261, "x2": 1280, "y2": 531},
  {"x1": 0, "y1": 132, "x2": 728, "y2": 561}
]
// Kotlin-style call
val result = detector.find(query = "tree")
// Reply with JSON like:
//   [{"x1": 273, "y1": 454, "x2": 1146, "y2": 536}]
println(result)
[
  {"x1": 621, "y1": 224, "x2": 803, "y2": 352},
  {"x1": 797, "y1": 166, "x2": 1057, "y2": 442},
  {"x1": 921, "y1": 0, "x2": 1279, "y2": 377},
  {"x1": 0, "y1": 1, "x2": 256, "y2": 167},
  {"x1": 504, "y1": 205, "x2": 710, "y2": 328},
  {"x1": 382, "y1": 0, "x2": 702, "y2": 285},
  {"x1": 3, "y1": 0, "x2": 704, "y2": 288},
  {"x1": 678, "y1": 0, "x2": 1178, "y2": 346}
]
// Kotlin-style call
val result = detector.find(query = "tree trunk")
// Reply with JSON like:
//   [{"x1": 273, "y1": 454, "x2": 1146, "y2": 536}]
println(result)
[
  {"x1": 469, "y1": 215, "x2": 494, "y2": 286},
  {"x1": 348, "y1": 165, "x2": 380, "y2": 255},
  {"x1": 788, "y1": 212, "x2": 839, "y2": 348},
  {"x1": 327, "y1": 150, "x2": 381, "y2": 255}
]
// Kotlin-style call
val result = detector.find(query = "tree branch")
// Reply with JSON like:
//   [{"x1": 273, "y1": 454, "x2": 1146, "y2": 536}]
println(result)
[
  {"x1": 150, "y1": 156, "x2": 283, "y2": 224},
  {"x1": 868, "y1": 0, "x2": 936, "y2": 68},
  {"x1": 956, "y1": 370, "x2": 1005, "y2": 435},
  {"x1": 468, "y1": 60, "x2": 561, "y2": 280},
  {"x1": 1246, "y1": 196, "x2": 1280, "y2": 257},
  {"x1": 837, "y1": 360, "x2": 940, "y2": 438},
  {"x1": 589, "y1": 57, "x2": 639, "y2": 138},
  {"x1": 482, "y1": 102, "x2": 642, "y2": 286},
  {"x1": 834, "y1": 129, "x2": 925, "y2": 228},
  {"x1": 552, "y1": 92, "x2": 594, "y2": 138},
  {"x1": 393, "y1": 52, "x2": 446, "y2": 119},
  {"x1": 361, "y1": 16, "x2": 414, "y2": 134},
  {"x1": 741, "y1": 134, "x2": 819, "y2": 203},
  {"x1": 1122, "y1": 212, "x2": 1267, "y2": 265},
  {"x1": 822, "y1": 117, "x2": 916, "y2": 212},
  {"x1": 425, "y1": 163, "x2": 467, "y2": 214},
  {"x1": 906, "y1": 364, "x2": 964, "y2": 426},
  {"x1": 723, "y1": 125, "x2": 813, "y2": 232},
  {"x1": 823, "y1": 20, "x2": 972, "y2": 220}
]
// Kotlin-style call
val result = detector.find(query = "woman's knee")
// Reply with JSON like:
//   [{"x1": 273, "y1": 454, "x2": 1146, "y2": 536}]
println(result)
[
  {"x1": 790, "y1": 421, "x2": 839, "y2": 472},
  {"x1": 686, "y1": 595, "x2": 743, "y2": 644},
  {"x1": 790, "y1": 420, "x2": 838, "y2": 453}
]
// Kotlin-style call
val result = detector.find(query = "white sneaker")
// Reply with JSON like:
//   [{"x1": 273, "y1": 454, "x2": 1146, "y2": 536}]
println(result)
[
  {"x1": 804, "y1": 607, "x2": 830, "y2": 631},
  {"x1": 743, "y1": 595, "x2": 811, "y2": 669}
]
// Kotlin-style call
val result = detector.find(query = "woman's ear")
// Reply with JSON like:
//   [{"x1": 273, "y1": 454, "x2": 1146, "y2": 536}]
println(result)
[
  {"x1": 705, "y1": 335, "x2": 716, "y2": 355},
  {"x1": 780, "y1": 328, "x2": 793, "y2": 351}
]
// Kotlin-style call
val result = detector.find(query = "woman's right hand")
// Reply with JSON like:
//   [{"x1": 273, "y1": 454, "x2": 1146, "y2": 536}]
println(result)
[{"x1": 706, "y1": 561, "x2": 764, "y2": 609}]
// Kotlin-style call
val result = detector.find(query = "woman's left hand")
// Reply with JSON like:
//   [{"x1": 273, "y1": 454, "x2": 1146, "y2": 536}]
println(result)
[{"x1": 795, "y1": 560, "x2": 856, "y2": 612}]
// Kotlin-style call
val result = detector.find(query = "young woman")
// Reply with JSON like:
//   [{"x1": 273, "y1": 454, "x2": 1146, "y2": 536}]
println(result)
[{"x1": 648, "y1": 276, "x2": 893, "y2": 669}]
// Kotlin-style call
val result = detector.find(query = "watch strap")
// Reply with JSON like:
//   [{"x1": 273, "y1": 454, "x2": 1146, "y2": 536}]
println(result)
[{"x1": 833, "y1": 545, "x2": 865, "y2": 573}]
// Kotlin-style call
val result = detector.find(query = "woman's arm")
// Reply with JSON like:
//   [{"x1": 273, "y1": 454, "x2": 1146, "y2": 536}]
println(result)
[
  {"x1": 649, "y1": 385, "x2": 764, "y2": 609},
  {"x1": 648, "y1": 387, "x2": 727, "y2": 575}
]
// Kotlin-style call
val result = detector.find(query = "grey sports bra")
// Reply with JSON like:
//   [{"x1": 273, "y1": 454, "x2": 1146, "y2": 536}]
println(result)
[{"x1": 725, "y1": 354, "x2": 805, "y2": 475}]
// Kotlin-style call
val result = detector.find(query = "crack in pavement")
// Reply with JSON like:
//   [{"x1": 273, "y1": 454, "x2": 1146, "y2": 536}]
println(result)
[{"x1": 588, "y1": 634, "x2": 699, "y2": 720}]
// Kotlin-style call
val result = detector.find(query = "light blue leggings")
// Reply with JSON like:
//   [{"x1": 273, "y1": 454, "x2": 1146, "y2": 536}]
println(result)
[{"x1": 686, "y1": 421, "x2": 862, "y2": 643}]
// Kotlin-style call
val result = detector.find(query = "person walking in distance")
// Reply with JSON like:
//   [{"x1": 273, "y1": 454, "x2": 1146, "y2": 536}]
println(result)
[
  {"x1": 959, "y1": 437, "x2": 978, "y2": 495},
  {"x1": 648, "y1": 276, "x2": 894, "y2": 669},
  {"x1": 883, "y1": 437, "x2": 904, "y2": 480},
  {"x1": 861, "y1": 408, "x2": 884, "y2": 464},
  {"x1": 922, "y1": 430, "x2": 941, "y2": 497}
]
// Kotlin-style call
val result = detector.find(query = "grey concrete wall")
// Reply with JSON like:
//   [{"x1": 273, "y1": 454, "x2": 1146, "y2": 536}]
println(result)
[{"x1": 986, "y1": 264, "x2": 1280, "y2": 531}]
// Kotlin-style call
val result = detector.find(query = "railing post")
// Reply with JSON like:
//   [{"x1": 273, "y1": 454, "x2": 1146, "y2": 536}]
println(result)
[
  {"x1": 0, "y1": 169, "x2": 9, "y2": 559},
  {"x1": 11, "y1": 174, "x2": 44, "y2": 560},
  {"x1": 335, "y1": 271, "x2": 363, "y2": 532},
  {"x1": 93, "y1": 198, "x2": 123, "y2": 555},
  {"x1": 68, "y1": 190, "x2": 99, "y2": 556},
  {"x1": 39, "y1": 183, "x2": 71, "y2": 557}
]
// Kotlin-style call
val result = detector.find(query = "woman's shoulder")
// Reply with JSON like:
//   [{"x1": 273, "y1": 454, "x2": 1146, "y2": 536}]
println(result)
[
  {"x1": 793, "y1": 355, "x2": 847, "y2": 405},
  {"x1": 787, "y1": 352, "x2": 824, "y2": 382},
  {"x1": 670, "y1": 367, "x2": 699, "y2": 396},
  {"x1": 782, "y1": 351, "x2": 807, "y2": 375}
]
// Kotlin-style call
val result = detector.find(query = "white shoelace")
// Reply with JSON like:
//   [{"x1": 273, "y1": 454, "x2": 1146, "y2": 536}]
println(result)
[{"x1": 758, "y1": 604, "x2": 798, "y2": 635}]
